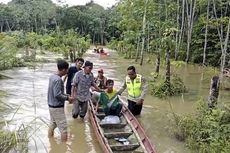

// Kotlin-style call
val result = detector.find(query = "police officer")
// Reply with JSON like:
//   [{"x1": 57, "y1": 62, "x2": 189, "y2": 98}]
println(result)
[{"x1": 118, "y1": 66, "x2": 148, "y2": 115}]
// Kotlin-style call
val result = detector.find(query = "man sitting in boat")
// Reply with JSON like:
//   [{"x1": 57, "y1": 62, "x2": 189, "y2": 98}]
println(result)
[
  {"x1": 95, "y1": 69, "x2": 107, "y2": 90},
  {"x1": 91, "y1": 69, "x2": 107, "y2": 104},
  {"x1": 96, "y1": 79, "x2": 122, "y2": 116}
]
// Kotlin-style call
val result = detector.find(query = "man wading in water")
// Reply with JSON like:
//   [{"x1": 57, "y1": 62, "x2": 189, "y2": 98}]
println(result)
[
  {"x1": 64, "y1": 58, "x2": 84, "y2": 95},
  {"x1": 47, "y1": 60, "x2": 74, "y2": 141},
  {"x1": 71, "y1": 61, "x2": 103, "y2": 119},
  {"x1": 118, "y1": 66, "x2": 148, "y2": 116}
]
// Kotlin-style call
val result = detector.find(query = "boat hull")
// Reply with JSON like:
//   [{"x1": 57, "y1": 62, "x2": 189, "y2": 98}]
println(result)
[{"x1": 88, "y1": 97, "x2": 156, "y2": 153}]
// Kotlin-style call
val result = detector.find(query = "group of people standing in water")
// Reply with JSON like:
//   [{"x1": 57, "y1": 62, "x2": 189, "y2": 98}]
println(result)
[{"x1": 47, "y1": 57, "x2": 147, "y2": 141}]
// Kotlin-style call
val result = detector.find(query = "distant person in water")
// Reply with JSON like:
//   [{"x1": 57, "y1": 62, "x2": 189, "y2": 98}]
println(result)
[
  {"x1": 71, "y1": 61, "x2": 103, "y2": 119},
  {"x1": 64, "y1": 58, "x2": 84, "y2": 95},
  {"x1": 100, "y1": 48, "x2": 105, "y2": 54},
  {"x1": 47, "y1": 59, "x2": 74, "y2": 141},
  {"x1": 118, "y1": 66, "x2": 148, "y2": 116}
]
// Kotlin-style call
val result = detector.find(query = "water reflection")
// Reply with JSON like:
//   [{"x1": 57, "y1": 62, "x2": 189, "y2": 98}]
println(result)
[{"x1": 49, "y1": 138, "x2": 67, "y2": 153}]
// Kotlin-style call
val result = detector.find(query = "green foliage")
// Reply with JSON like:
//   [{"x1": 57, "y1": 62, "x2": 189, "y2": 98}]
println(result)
[
  {"x1": 0, "y1": 30, "x2": 91, "y2": 68},
  {"x1": 0, "y1": 130, "x2": 17, "y2": 152},
  {"x1": 0, "y1": 99, "x2": 27, "y2": 153},
  {"x1": 190, "y1": 1, "x2": 230, "y2": 67},
  {"x1": 171, "y1": 60, "x2": 186, "y2": 69},
  {"x1": 41, "y1": 34, "x2": 56, "y2": 50},
  {"x1": 0, "y1": 126, "x2": 28, "y2": 153},
  {"x1": 0, "y1": 33, "x2": 25, "y2": 70},
  {"x1": 170, "y1": 100, "x2": 230, "y2": 152},
  {"x1": 108, "y1": 39, "x2": 136, "y2": 59},
  {"x1": 149, "y1": 73, "x2": 187, "y2": 98},
  {"x1": 6, "y1": 0, "x2": 56, "y2": 32}
]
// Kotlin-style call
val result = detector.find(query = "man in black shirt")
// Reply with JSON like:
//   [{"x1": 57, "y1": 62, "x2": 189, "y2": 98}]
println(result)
[{"x1": 65, "y1": 58, "x2": 84, "y2": 95}]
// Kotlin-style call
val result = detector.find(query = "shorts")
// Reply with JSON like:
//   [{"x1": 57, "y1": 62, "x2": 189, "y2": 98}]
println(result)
[{"x1": 49, "y1": 107, "x2": 67, "y2": 133}]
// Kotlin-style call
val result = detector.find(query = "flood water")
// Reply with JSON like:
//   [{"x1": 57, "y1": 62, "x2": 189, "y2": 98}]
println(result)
[{"x1": 1, "y1": 49, "x2": 230, "y2": 153}]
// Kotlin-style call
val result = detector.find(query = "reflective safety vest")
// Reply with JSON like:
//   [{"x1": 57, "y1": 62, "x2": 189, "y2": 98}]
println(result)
[{"x1": 126, "y1": 74, "x2": 142, "y2": 98}]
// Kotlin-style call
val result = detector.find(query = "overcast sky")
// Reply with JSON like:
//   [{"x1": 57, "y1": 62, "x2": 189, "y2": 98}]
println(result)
[{"x1": 0, "y1": 0, "x2": 119, "y2": 8}]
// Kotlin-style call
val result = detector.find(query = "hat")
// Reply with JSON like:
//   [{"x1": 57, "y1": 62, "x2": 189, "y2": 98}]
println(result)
[
  {"x1": 83, "y1": 61, "x2": 93, "y2": 68},
  {"x1": 98, "y1": 69, "x2": 103, "y2": 73}
]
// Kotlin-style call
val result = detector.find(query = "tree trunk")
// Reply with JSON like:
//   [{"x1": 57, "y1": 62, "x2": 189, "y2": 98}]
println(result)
[
  {"x1": 10, "y1": 23, "x2": 15, "y2": 31},
  {"x1": 203, "y1": 0, "x2": 210, "y2": 66},
  {"x1": 35, "y1": 17, "x2": 38, "y2": 33},
  {"x1": 140, "y1": 0, "x2": 148, "y2": 66},
  {"x1": 135, "y1": 34, "x2": 140, "y2": 62},
  {"x1": 100, "y1": 20, "x2": 104, "y2": 45},
  {"x1": 0, "y1": 21, "x2": 3, "y2": 32},
  {"x1": 185, "y1": 0, "x2": 196, "y2": 63},
  {"x1": 54, "y1": 18, "x2": 58, "y2": 32},
  {"x1": 93, "y1": 32, "x2": 95, "y2": 45},
  {"x1": 97, "y1": 33, "x2": 100, "y2": 45},
  {"x1": 177, "y1": 0, "x2": 185, "y2": 60},
  {"x1": 165, "y1": 47, "x2": 171, "y2": 95},
  {"x1": 221, "y1": 17, "x2": 230, "y2": 78},
  {"x1": 72, "y1": 48, "x2": 75, "y2": 61},
  {"x1": 155, "y1": 53, "x2": 160, "y2": 73},
  {"x1": 6, "y1": 20, "x2": 11, "y2": 32},
  {"x1": 174, "y1": 0, "x2": 180, "y2": 60},
  {"x1": 101, "y1": 31, "x2": 104, "y2": 45},
  {"x1": 208, "y1": 76, "x2": 220, "y2": 108},
  {"x1": 147, "y1": 23, "x2": 150, "y2": 53}
]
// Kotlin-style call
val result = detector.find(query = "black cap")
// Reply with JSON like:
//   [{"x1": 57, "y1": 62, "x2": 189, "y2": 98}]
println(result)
[{"x1": 83, "y1": 61, "x2": 93, "y2": 68}]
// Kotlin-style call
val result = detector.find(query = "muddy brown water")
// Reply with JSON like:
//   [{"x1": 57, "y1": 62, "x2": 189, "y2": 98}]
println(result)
[{"x1": 1, "y1": 49, "x2": 230, "y2": 153}]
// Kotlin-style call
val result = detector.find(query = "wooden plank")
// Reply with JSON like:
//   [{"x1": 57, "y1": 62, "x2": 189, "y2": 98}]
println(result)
[
  {"x1": 104, "y1": 131, "x2": 133, "y2": 139},
  {"x1": 100, "y1": 122, "x2": 127, "y2": 129},
  {"x1": 97, "y1": 107, "x2": 104, "y2": 112},
  {"x1": 110, "y1": 143, "x2": 140, "y2": 151},
  {"x1": 96, "y1": 113, "x2": 105, "y2": 119}
]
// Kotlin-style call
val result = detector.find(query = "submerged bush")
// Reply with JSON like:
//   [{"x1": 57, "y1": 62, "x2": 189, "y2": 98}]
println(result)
[
  {"x1": 149, "y1": 73, "x2": 187, "y2": 98},
  {"x1": 170, "y1": 99, "x2": 230, "y2": 153},
  {"x1": 0, "y1": 130, "x2": 17, "y2": 152},
  {"x1": 0, "y1": 127, "x2": 28, "y2": 153},
  {"x1": 0, "y1": 92, "x2": 28, "y2": 153}
]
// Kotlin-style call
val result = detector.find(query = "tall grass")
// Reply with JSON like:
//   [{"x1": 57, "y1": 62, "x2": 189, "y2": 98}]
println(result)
[
  {"x1": 0, "y1": 111, "x2": 50, "y2": 153},
  {"x1": 0, "y1": 103, "x2": 29, "y2": 153}
]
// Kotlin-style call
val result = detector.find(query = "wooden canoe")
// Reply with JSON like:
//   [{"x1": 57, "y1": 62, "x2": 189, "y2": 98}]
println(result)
[{"x1": 88, "y1": 97, "x2": 157, "y2": 153}]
